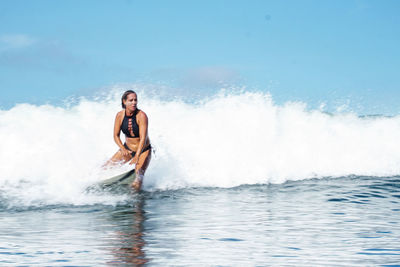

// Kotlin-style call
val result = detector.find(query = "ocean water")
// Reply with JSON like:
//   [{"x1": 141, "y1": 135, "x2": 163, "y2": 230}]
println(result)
[{"x1": 1, "y1": 88, "x2": 400, "y2": 266}]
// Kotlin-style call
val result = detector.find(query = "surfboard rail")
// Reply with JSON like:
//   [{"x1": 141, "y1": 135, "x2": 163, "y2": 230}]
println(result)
[{"x1": 86, "y1": 169, "x2": 136, "y2": 192}]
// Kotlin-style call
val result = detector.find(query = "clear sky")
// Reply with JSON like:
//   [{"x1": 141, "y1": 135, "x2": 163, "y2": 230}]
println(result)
[{"x1": 1, "y1": 0, "x2": 399, "y2": 114}]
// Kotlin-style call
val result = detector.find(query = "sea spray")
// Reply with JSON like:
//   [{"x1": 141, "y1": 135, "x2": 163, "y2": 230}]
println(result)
[
  {"x1": 1, "y1": 87, "x2": 400, "y2": 207},
  {"x1": 147, "y1": 91, "x2": 400, "y2": 188}
]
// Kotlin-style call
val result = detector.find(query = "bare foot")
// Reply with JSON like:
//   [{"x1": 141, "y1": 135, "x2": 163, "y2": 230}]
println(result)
[
  {"x1": 132, "y1": 181, "x2": 141, "y2": 191},
  {"x1": 132, "y1": 177, "x2": 142, "y2": 191}
]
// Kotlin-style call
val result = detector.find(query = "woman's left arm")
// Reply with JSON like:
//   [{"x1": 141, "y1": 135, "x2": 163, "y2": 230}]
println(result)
[{"x1": 130, "y1": 111, "x2": 148, "y2": 165}]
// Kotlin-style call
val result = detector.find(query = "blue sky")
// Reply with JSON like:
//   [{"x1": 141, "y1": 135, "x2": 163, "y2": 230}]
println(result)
[{"x1": 1, "y1": 0, "x2": 399, "y2": 114}]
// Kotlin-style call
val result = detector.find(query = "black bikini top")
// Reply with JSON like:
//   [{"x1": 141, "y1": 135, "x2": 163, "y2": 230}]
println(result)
[{"x1": 121, "y1": 109, "x2": 140, "y2": 138}]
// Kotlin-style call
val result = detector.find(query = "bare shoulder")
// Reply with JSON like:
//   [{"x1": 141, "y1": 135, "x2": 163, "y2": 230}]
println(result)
[
  {"x1": 115, "y1": 110, "x2": 125, "y2": 122},
  {"x1": 137, "y1": 110, "x2": 148, "y2": 122},
  {"x1": 116, "y1": 110, "x2": 124, "y2": 118}
]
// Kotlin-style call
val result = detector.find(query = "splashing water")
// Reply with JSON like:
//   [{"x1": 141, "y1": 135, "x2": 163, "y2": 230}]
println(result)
[{"x1": 1, "y1": 86, "x2": 400, "y2": 207}]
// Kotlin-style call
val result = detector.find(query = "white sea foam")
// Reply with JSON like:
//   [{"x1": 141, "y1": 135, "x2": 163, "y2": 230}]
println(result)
[{"x1": 1, "y1": 86, "x2": 400, "y2": 206}]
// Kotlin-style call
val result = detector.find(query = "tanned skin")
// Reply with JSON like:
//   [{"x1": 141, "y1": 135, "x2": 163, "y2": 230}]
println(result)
[{"x1": 105, "y1": 92, "x2": 151, "y2": 191}]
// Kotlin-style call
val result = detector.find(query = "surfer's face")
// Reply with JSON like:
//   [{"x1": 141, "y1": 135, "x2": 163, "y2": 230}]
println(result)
[{"x1": 124, "y1": 93, "x2": 137, "y2": 111}]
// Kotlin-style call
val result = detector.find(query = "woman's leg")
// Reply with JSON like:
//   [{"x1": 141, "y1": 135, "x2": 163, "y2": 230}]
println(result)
[
  {"x1": 104, "y1": 149, "x2": 132, "y2": 167},
  {"x1": 132, "y1": 149, "x2": 152, "y2": 191}
]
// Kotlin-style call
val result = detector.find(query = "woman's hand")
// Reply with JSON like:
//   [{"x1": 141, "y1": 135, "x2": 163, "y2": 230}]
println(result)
[
  {"x1": 121, "y1": 147, "x2": 132, "y2": 157},
  {"x1": 129, "y1": 154, "x2": 139, "y2": 165}
]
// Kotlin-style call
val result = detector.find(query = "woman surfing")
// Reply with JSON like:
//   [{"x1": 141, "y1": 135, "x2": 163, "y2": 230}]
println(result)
[{"x1": 105, "y1": 90, "x2": 151, "y2": 191}]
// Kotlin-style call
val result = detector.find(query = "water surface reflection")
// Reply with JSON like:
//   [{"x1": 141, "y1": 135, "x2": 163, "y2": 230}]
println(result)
[{"x1": 107, "y1": 196, "x2": 148, "y2": 266}]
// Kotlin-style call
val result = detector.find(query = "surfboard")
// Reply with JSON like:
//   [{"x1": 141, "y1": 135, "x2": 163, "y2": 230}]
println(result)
[{"x1": 87, "y1": 169, "x2": 136, "y2": 192}]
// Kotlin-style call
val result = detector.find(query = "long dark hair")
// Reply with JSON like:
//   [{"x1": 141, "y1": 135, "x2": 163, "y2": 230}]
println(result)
[{"x1": 121, "y1": 90, "x2": 136, "y2": 108}]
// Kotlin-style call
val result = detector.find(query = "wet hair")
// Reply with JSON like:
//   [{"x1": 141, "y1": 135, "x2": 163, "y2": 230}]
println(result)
[{"x1": 121, "y1": 90, "x2": 136, "y2": 108}]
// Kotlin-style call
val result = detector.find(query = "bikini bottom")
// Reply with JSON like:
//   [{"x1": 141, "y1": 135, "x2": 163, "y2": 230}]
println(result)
[{"x1": 124, "y1": 143, "x2": 152, "y2": 157}]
